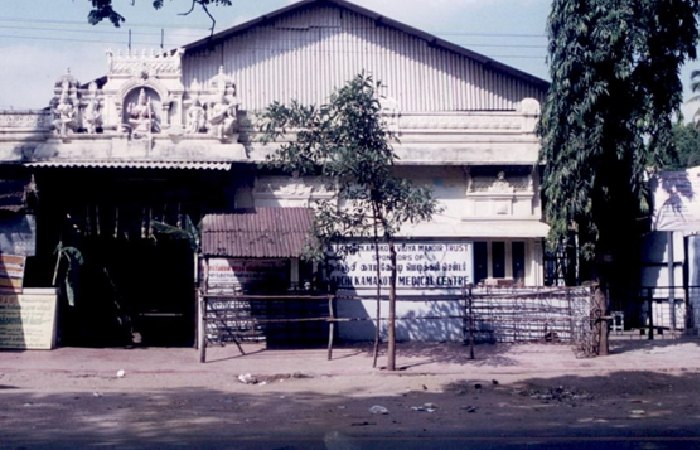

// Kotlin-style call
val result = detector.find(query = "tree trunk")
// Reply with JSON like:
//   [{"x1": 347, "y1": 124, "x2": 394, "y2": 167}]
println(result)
[{"x1": 387, "y1": 241, "x2": 397, "y2": 371}]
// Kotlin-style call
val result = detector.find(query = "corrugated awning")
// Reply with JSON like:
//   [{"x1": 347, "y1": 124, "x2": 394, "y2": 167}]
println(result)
[
  {"x1": 25, "y1": 160, "x2": 232, "y2": 170},
  {"x1": 202, "y1": 208, "x2": 314, "y2": 258}
]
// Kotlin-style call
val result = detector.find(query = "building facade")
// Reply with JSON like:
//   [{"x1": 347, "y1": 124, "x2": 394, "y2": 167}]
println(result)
[{"x1": 0, "y1": 0, "x2": 549, "y2": 346}]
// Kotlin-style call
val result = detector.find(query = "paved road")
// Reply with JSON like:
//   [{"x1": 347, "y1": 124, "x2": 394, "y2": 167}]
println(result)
[
  {"x1": 4, "y1": 430, "x2": 700, "y2": 449},
  {"x1": 3, "y1": 342, "x2": 700, "y2": 449}
]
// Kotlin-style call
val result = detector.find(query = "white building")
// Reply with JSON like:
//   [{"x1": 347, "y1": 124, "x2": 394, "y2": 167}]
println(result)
[
  {"x1": 0, "y1": 0, "x2": 550, "y2": 346},
  {"x1": 646, "y1": 167, "x2": 700, "y2": 333}
]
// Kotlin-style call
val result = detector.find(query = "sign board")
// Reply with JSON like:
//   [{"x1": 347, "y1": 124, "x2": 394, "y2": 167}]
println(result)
[
  {"x1": 328, "y1": 241, "x2": 473, "y2": 293},
  {"x1": 0, "y1": 215, "x2": 36, "y2": 257},
  {"x1": 206, "y1": 258, "x2": 288, "y2": 294},
  {"x1": 652, "y1": 167, "x2": 700, "y2": 233},
  {"x1": 0, "y1": 254, "x2": 25, "y2": 294},
  {"x1": 0, "y1": 289, "x2": 58, "y2": 349}
]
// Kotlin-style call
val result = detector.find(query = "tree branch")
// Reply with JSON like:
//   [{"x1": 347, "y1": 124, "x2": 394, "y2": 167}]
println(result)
[
  {"x1": 178, "y1": 0, "x2": 217, "y2": 37},
  {"x1": 179, "y1": 0, "x2": 197, "y2": 16},
  {"x1": 201, "y1": 3, "x2": 217, "y2": 36}
]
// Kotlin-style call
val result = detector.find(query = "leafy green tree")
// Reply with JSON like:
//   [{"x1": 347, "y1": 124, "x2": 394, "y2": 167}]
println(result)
[
  {"x1": 539, "y1": 0, "x2": 700, "y2": 294},
  {"x1": 662, "y1": 123, "x2": 700, "y2": 169},
  {"x1": 261, "y1": 74, "x2": 438, "y2": 371},
  {"x1": 87, "y1": 0, "x2": 232, "y2": 33}
]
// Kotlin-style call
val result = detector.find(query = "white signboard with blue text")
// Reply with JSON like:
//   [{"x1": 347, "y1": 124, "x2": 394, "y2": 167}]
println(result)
[
  {"x1": 328, "y1": 241, "x2": 474, "y2": 341},
  {"x1": 328, "y1": 241, "x2": 473, "y2": 295}
]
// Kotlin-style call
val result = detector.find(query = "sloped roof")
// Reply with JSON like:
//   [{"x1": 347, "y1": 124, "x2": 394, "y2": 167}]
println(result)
[
  {"x1": 184, "y1": 0, "x2": 548, "y2": 90},
  {"x1": 201, "y1": 208, "x2": 314, "y2": 257}
]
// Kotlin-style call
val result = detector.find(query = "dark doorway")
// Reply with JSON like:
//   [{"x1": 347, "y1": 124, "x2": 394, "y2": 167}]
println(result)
[
  {"x1": 492, "y1": 241, "x2": 505, "y2": 278},
  {"x1": 474, "y1": 241, "x2": 488, "y2": 285},
  {"x1": 512, "y1": 241, "x2": 525, "y2": 284},
  {"x1": 55, "y1": 236, "x2": 194, "y2": 347},
  {"x1": 32, "y1": 168, "x2": 211, "y2": 348}
]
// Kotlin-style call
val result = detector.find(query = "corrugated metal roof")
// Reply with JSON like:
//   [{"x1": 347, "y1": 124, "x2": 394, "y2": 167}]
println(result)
[
  {"x1": 202, "y1": 208, "x2": 315, "y2": 257},
  {"x1": 24, "y1": 160, "x2": 232, "y2": 170},
  {"x1": 184, "y1": 0, "x2": 548, "y2": 90}
]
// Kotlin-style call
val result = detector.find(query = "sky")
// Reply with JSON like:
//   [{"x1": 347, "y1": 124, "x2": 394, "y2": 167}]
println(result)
[{"x1": 0, "y1": 0, "x2": 697, "y2": 119}]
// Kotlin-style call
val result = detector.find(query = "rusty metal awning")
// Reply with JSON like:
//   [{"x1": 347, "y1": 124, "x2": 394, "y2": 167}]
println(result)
[
  {"x1": 201, "y1": 208, "x2": 314, "y2": 258},
  {"x1": 25, "y1": 160, "x2": 232, "y2": 170}
]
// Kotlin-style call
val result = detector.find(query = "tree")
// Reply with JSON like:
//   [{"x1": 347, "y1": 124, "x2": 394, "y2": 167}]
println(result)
[
  {"x1": 261, "y1": 74, "x2": 438, "y2": 371},
  {"x1": 87, "y1": 0, "x2": 232, "y2": 34},
  {"x1": 539, "y1": 0, "x2": 700, "y2": 295},
  {"x1": 663, "y1": 123, "x2": 700, "y2": 169}
]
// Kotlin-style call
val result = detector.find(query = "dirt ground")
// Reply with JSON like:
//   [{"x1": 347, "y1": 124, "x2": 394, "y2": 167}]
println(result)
[{"x1": 2, "y1": 339, "x2": 700, "y2": 448}]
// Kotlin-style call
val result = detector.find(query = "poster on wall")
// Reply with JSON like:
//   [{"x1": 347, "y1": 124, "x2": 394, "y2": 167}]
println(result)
[
  {"x1": 0, "y1": 215, "x2": 36, "y2": 257},
  {"x1": 0, "y1": 290, "x2": 58, "y2": 349},
  {"x1": 0, "y1": 254, "x2": 26, "y2": 294},
  {"x1": 652, "y1": 167, "x2": 700, "y2": 233},
  {"x1": 206, "y1": 258, "x2": 289, "y2": 294},
  {"x1": 328, "y1": 241, "x2": 473, "y2": 294}
]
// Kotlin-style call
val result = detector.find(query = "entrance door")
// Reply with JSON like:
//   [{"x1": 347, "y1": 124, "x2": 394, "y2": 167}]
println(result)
[{"x1": 474, "y1": 241, "x2": 488, "y2": 285}]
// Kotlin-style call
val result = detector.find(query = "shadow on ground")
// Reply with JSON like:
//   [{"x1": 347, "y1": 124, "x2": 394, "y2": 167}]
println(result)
[
  {"x1": 4, "y1": 371, "x2": 700, "y2": 449},
  {"x1": 332, "y1": 341, "x2": 523, "y2": 370},
  {"x1": 609, "y1": 337, "x2": 700, "y2": 354}
]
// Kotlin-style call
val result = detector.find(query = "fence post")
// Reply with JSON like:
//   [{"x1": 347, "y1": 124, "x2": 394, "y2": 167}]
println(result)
[
  {"x1": 327, "y1": 295, "x2": 335, "y2": 361},
  {"x1": 598, "y1": 288, "x2": 608, "y2": 356},
  {"x1": 647, "y1": 288, "x2": 654, "y2": 341},
  {"x1": 198, "y1": 294, "x2": 206, "y2": 363},
  {"x1": 567, "y1": 287, "x2": 574, "y2": 342},
  {"x1": 469, "y1": 285, "x2": 475, "y2": 360}
]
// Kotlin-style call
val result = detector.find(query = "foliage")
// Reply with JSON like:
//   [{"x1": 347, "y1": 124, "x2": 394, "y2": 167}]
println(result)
[
  {"x1": 662, "y1": 122, "x2": 700, "y2": 169},
  {"x1": 261, "y1": 73, "x2": 438, "y2": 260},
  {"x1": 87, "y1": 0, "x2": 233, "y2": 33},
  {"x1": 152, "y1": 216, "x2": 200, "y2": 251},
  {"x1": 53, "y1": 243, "x2": 85, "y2": 307},
  {"x1": 539, "y1": 0, "x2": 700, "y2": 272},
  {"x1": 261, "y1": 73, "x2": 438, "y2": 370}
]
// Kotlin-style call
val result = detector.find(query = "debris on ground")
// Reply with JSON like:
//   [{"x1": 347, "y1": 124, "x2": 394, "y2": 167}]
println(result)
[
  {"x1": 630, "y1": 409, "x2": 646, "y2": 418},
  {"x1": 411, "y1": 403, "x2": 437, "y2": 413},
  {"x1": 517, "y1": 385, "x2": 593, "y2": 405},
  {"x1": 351, "y1": 421, "x2": 376, "y2": 426},
  {"x1": 237, "y1": 373, "x2": 258, "y2": 384},
  {"x1": 368, "y1": 405, "x2": 389, "y2": 415}
]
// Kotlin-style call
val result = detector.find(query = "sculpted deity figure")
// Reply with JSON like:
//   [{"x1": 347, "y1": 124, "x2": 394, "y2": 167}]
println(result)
[
  {"x1": 126, "y1": 88, "x2": 157, "y2": 134},
  {"x1": 129, "y1": 88, "x2": 153, "y2": 120},
  {"x1": 85, "y1": 98, "x2": 100, "y2": 135},
  {"x1": 208, "y1": 66, "x2": 237, "y2": 139},
  {"x1": 490, "y1": 171, "x2": 512, "y2": 193},
  {"x1": 186, "y1": 96, "x2": 205, "y2": 134},
  {"x1": 54, "y1": 81, "x2": 75, "y2": 136}
]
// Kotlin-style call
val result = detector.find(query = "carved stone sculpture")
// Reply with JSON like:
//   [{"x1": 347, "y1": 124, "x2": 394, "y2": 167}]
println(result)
[
  {"x1": 208, "y1": 66, "x2": 237, "y2": 139},
  {"x1": 126, "y1": 88, "x2": 156, "y2": 134},
  {"x1": 54, "y1": 81, "x2": 75, "y2": 136},
  {"x1": 84, "y1": 97, "x2": 101, "y2": 135},
  {"x1": 186, "y1": 97, "x2": 205, "y2": 134},
  {"x1": 489, "y1": 171, "x2": 512, "y2": 193}
]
